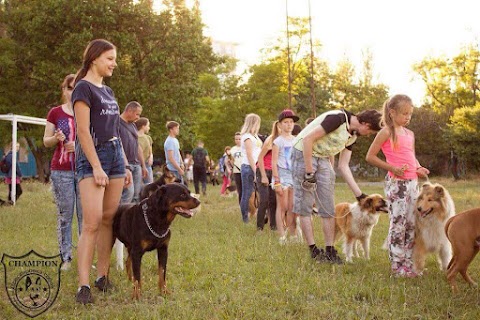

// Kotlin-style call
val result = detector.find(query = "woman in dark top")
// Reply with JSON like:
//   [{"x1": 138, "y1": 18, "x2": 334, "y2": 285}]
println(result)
[{"x1": 72, "y1": 39, "x2": 132, "y2": 304}]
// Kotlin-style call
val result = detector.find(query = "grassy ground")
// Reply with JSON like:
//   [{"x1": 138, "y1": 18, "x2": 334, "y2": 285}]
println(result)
[{"x1": 0, "y1": 178, "x2": 479, "y2": 319}]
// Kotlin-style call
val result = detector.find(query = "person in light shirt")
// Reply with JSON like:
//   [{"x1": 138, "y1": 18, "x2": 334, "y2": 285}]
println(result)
[
  {"x1": 239, "y1": 113, "x2": 262, "y2": 223},
  {"x1": 230, "y1": 132, "x2": 243, "y2": 205}
]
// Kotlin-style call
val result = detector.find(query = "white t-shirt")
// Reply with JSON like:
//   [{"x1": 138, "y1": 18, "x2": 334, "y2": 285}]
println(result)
[
  {"x1": 241, "y1": 133, "x2": 262, "y2": 166},
  {"x1": 230, "y1": 145, "x2": 242, "y2": 173},
  {"x1": 273, "y1": 135, "x2": 294, "y2": 170}
]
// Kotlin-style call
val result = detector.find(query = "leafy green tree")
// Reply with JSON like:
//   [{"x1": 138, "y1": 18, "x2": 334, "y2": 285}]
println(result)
[
  {"x1": 0, "y1": 0, "x2": 215, "y2": 179},
  {"x1": 235, "y1": 17, "x2": 389, "y2": 173},
  {"x1": 328, "y1": 52, "x2": 388, "y2": 172},
  {"x1": 413, "y1": 45, "x2": 480, "y2": 175},
  {"x1": 449, "y1": 104, "x2": 480, "y2": 171},
  {"x1": 414, "y1": 45, "x2": 480, "y2": 120},
  {"x1": 409, "y1": 107, "x2": 451, "y2": 175},
  {"x1": 244, "y1": 61, "x2": 289, "y2": 132},
  {"x1": 189, "y1": 54, "x2": 247, "y2": 160}
]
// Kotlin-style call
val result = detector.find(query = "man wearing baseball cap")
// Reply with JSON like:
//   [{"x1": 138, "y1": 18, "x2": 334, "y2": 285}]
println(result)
[{"x1": 291, "y1": 108, "x2": 382, "y2": 264}]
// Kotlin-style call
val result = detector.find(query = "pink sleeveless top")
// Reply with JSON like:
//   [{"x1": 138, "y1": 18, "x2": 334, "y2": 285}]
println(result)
[{"x1": 381, "y1": 130, "x2": 417, "y2": 180}]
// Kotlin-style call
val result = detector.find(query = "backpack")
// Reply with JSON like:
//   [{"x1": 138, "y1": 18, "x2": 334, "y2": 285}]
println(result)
[
  {"x1": 192, "y1": 148, "x2": 207, "y2": 168},
  {"x1": 0, "y1": 156, "x2": 9, "y2": 173},
  {"x1": 218, "y1": 155, "x2": 226, "y2": 174}
]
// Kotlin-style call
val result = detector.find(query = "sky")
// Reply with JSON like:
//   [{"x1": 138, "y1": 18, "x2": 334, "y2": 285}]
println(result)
[{"x1": 166, "y1": 0, "x2": 480, "y2": 105}]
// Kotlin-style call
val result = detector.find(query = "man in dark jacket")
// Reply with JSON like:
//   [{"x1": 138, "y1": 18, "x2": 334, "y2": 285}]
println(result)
[{"x1": 190, "y1": 141, "x2": 210, "y2": 195}]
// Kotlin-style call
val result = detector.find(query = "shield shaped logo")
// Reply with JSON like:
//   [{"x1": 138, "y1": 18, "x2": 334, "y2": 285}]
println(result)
[{"x1": 1, "y1": 250, "x2": 62, "y2": 318}]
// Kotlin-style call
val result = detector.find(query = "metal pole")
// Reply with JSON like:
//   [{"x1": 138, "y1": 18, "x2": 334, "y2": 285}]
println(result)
[
  {"x1": 285, "y1": 0, "x2": 292, "y2": 108},
  {"x1": 308, "y1": 0, "x2": 316, "y2": 117},
  {"x1": 11, "y1": 115, "x2": 17, "y2": 204}
]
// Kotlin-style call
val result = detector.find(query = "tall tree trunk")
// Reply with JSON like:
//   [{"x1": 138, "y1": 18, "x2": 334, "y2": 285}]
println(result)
[{"x1": 450, "y1": 150, "x2": 460, "y2": 180}]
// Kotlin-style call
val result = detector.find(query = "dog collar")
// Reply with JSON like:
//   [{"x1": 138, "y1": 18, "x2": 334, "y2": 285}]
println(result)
[{"x1": 141, "y1": 202, "x2": 170, "y2": 239}]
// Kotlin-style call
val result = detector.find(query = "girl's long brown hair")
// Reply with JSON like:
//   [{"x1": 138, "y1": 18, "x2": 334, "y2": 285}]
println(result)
[
  {"x1": 264, "y1": 120, "x2": 281, "y2": 150},
  {"x1": 74, "y1": 39, "x2": 116, "y2": 85},
  {"x1": 61, "y1": 74, "x2": 75, "y2": 103}
]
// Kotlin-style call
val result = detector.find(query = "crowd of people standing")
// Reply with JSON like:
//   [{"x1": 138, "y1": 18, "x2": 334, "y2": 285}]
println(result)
[
  {"x1": 1, "y1": 38, "x2": 429, "y2": 304},
  {"x1": 227, "y1": 97, "x2": 427, "y2": 275}
]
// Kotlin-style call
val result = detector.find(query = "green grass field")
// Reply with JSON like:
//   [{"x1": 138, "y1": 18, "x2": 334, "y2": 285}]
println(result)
[{"x1": 0, "y1": 178, "x2": 479, "y2": 319}]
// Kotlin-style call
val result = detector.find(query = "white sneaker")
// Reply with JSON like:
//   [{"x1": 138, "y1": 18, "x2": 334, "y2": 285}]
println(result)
[
  {"x1": 61, "y1": 261, "x2": 71, "y2": 271},
  {"x1": 279, "y1": 235, "x2": 287, "y2": 245}
]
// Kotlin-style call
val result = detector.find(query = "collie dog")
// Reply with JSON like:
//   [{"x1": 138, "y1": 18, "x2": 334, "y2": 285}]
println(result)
[
  {"x1": 413, "y1": 182, "x2": 455, "y2": 273},
  {"x1": 334, "y1": 194, "x2": 388, "y2": 263}
]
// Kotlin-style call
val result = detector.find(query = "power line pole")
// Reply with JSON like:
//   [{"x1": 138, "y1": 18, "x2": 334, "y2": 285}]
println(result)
[
  {"x1": 285, "y1": 0, "x2": 292, "y2": 109},
  {"x1": 308, "y1": 0, "x2": 316, "y2": 117}
]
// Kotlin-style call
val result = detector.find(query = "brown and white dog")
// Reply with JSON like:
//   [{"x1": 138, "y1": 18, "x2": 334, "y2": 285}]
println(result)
[
  {"x1": 445, "y1": 207, "x2": 480, "y2": 292},
  {"x1": 334, "y1": 194, "x2": 388, "y2": 263},
  {"x1": 413, "y1": 182, "x2": 455, "y2": 273}
]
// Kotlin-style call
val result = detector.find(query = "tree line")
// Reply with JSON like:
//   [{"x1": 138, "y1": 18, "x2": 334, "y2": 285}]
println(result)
[{"x1": 0, "y1": 0, "x2": 478, "y2": 181}]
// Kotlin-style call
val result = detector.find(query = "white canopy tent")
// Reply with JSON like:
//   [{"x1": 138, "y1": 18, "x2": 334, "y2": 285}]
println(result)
[{"x1": 0, "y1": 114, "x2": 47, "y2": 205}]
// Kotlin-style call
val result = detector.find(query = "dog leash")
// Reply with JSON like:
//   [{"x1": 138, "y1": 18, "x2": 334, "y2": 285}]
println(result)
[
  {"x1": 416, "y1": 174, "x2": 430, "y2": 193},
  {"x1": 141, "y1": 202, "x2": 170, "y2": 239}
]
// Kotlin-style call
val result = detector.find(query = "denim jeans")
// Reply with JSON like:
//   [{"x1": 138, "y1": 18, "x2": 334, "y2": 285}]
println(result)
[
  {"x1": 143, "y1": 164, "x2": 154, "y2": 184},
  {"x1": 121, "y1": 163, "x2": 142, "y2": 203},
  {"x1": 171, "y1": 170, "x2": 184, "y2": 184},
  {"x1": 240, "y1": 164, "x2": 255, "y2": 223},
  {"x1": 51, "y1": 170, "x2": 83, "y2": 262},
  {"x1": 76, "y1": 138, "x2": 125, "y2": 181}
]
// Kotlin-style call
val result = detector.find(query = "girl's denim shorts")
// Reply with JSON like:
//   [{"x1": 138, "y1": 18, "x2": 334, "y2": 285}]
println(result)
[
  {"x1": 76, "y1": 139, "x2": 126, "y2": 182},
  {"x1": 278, "y1": 166, "x2": 293, "y2": 188}
]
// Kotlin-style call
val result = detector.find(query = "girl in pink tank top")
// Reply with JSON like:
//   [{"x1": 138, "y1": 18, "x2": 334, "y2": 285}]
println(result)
[{"x1": 366, "y1": 94, "x2": 429, "y2": 278}]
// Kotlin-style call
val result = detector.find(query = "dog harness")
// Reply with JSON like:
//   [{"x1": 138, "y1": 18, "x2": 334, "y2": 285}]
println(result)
[{"x1": 141, "y1": 202, "x2": 170, "y2": 239}]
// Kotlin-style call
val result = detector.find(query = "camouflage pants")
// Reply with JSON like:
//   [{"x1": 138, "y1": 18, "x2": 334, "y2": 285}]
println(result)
[{"x1": 384, "y1": 175, "x2": 418, "y2": 273}]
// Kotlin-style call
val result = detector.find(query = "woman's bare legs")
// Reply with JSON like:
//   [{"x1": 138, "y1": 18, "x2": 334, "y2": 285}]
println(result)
[{"x1": 77, "y1": 177, "x2": 124, "y2": 286}]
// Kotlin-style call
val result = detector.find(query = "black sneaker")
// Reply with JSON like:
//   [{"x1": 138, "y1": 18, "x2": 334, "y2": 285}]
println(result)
[
  {"x1": 94, "y1": 275, "x2": 114, "y2": 292},
  {"x1": 76, "y1": 286, "x2": 93, "y2": 304},
  {"x1": 312, "y1": 248, "x2": 326, "y2": 262},
  {"x1": 325, "y1": 248, "x2": 344, "y2": 265}
]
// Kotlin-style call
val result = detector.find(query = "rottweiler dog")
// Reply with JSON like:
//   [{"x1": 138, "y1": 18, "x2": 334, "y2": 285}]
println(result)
[
  {"x1": 115, "y1": 166, "x2": 180, "y2": 270},
  {"x1": 139, "y1": 165, "x2": 181, "y2": 201},
  {"x1": 113, "y1": 183, "x2": 200, "y2": 299}
]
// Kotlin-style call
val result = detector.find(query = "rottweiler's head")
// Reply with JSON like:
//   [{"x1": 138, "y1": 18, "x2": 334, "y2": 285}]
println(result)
[
  {"x1": 155, "y1": 183, "x2": 200, "y2": 221},
  {"x1": 358, "y1": 193, "x2": 389, "y2": 214}
]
